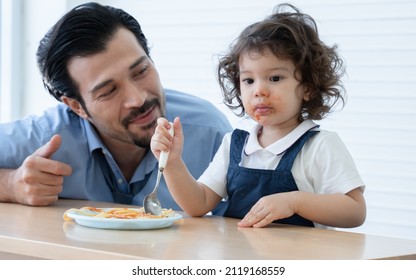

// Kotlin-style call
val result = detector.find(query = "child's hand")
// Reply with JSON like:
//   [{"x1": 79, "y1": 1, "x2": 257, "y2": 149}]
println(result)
[
  {"x1": 238, "y1": 192, "x2": 297, "y2": 228},
  {"x1": 150, "y1": 117, "x2": 183, "y2": 165}
]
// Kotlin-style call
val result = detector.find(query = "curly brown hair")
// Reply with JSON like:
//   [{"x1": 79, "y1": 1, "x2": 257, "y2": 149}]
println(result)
[{"x1": 217, "y1": 3, "x2": 345, "y2": 121}]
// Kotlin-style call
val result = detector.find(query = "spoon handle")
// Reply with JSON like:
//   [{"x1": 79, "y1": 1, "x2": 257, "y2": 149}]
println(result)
[{"x1": 158, "y1": 122, "x2": 174, "y2": 170}]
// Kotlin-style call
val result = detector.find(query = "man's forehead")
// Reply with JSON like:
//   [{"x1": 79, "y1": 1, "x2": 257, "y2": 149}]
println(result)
[{"x1": 67, "y1": 29, "x2": 148, "y2": 91}]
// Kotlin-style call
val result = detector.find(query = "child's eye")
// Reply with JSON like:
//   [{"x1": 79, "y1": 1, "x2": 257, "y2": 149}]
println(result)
[
  {"x1": 242, "y1": 78, "x2": 254, "y2": 85},
  {"x1": 270, "y1": 76, "x2": 281, "y2": 82}
]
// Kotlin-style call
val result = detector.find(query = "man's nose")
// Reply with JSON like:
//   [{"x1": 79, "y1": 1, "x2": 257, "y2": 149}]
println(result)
[{"x1": 123, "y1": 82, "x2": 146, "y2": 108}]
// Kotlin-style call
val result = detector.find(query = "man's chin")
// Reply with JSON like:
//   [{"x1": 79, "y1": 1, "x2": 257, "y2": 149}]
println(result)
[{"x1": 128, "y1": 130, "x2": 153, "y2": 149}]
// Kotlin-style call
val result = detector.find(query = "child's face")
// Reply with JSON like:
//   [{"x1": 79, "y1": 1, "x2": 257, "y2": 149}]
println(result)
[{"x1": 239, "y1": 48, "x2": 309, "y2": 130}]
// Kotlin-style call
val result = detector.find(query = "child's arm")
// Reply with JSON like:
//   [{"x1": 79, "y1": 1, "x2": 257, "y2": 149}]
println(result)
[
  {"x1": 238, "y1": 188, "x2": 366, "y2": 228},
  {"x1": 151, "y1": 117, "x2": 222, "y2": 216}
]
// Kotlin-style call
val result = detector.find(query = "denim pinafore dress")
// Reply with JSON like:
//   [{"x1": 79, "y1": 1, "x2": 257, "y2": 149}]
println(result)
[{"x1": 212, "y1": 128, "x2": 319, "y2": 227}]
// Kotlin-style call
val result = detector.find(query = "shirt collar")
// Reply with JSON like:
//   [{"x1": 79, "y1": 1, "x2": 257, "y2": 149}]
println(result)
[
  {"x1": 83, "y1": 119, "x2": 157, "y2": 180},
  {"x1": 245, "y1": 119, "x2": 320, "y2": 155},
  {"x1": 84, "y1": 120, "x2": 106, "y2": 153}
]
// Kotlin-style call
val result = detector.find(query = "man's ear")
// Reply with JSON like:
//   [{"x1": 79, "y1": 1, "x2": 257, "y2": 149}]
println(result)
[{"x1": 61, "y1": 96, "x2": 89, "y2": 119}]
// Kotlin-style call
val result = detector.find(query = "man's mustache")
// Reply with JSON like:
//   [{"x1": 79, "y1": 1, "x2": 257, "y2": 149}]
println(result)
[{"x1": 122, "y1": 98, "x2": 160, "y2": 128}]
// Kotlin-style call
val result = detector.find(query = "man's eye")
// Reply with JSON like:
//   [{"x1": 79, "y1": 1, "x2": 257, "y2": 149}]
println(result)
[
  {"x1": 270, "y1": 76, "x2": 281, "y2": 82},
  {"x1": 133, "y1": 66, "x2": 148, "y2": 78},
  {"x1": 98, "y1": 87, "x2": 116, "y2": 99}
]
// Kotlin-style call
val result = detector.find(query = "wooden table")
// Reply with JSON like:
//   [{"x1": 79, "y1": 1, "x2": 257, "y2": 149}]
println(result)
[{"x1": 1, "y1": 199, "x2": 415, "y2": 260}]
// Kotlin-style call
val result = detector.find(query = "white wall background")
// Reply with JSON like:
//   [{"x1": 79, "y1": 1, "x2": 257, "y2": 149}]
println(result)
[{"x1": 1, "y1": 0, "x2": 415, "y2": 240}]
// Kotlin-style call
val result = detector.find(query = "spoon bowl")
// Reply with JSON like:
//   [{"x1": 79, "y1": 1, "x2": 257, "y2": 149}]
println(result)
[{"x1": 143, "y1": 170, "x2": 163, "y2": 216}]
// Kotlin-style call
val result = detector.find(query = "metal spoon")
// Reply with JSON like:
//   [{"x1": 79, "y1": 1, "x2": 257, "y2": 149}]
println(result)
[{"x1": 143, "y1": 123, "x2": 174, "y2": 215}]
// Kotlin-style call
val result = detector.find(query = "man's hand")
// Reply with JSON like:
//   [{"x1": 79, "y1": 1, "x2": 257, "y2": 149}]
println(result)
[{"x1": 9, "y1": 134, "x2": 72, "y2": 206}]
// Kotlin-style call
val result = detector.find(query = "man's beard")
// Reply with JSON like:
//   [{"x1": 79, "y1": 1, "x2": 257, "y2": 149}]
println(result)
[
  {"x1": 127, "y1": 118, "x2": 157, "y2": 148},
  {"x1": 122, "y1": 98, "x2": 163, "y2": 148},
  {"x1": 79, "y1": 94, "x2": 166, "y2": 149}
]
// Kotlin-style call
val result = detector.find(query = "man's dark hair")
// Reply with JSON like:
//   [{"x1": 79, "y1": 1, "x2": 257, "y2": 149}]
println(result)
[{"x1": 37, "y1": 2, "x2": 150, "y2": 102}]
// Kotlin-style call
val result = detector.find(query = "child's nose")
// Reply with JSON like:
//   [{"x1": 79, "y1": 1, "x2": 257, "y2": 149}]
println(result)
[{"x1": 254, "y1": 84, "x2": 270, "y2": 97}]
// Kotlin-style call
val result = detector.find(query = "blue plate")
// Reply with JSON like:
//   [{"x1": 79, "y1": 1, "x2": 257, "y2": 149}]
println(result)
[{"x1": 65, "y1": 208, "x2": 183, "y2": 230}]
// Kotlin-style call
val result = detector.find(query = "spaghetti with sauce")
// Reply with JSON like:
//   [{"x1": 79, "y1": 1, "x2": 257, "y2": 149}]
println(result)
[{"x1": 63, "y1": 206, "x2": 175, "y2": 221}]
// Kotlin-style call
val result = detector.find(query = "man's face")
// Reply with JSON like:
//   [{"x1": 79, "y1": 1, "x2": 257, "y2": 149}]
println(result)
[{"x1": 66, "y1": 28, "x2": 165, "y2": 148}]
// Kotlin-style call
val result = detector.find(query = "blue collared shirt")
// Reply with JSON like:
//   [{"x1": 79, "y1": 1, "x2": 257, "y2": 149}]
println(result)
[{"x1": 0, "y1": 89, "x2": 232, "y2": 210}]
